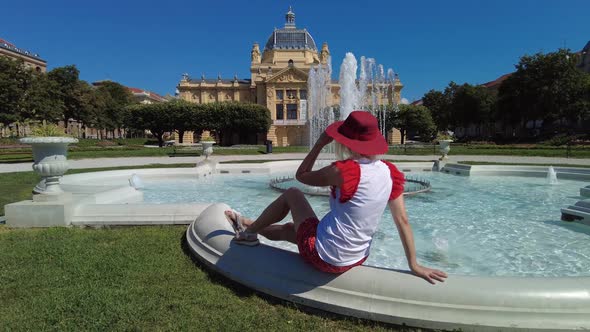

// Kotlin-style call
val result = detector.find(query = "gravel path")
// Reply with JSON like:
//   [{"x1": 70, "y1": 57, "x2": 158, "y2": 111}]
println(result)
[{"x1": 2, "y1": 153, "x2": 590, "y2": 173}]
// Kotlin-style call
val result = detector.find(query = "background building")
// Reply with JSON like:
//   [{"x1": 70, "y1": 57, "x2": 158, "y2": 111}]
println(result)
[
  {"x1": 577, "y1": 40, "x2": 590, "y2": 73},
  {"x1": 0, "y1": 38, "x2": 46, "y2": 72},
  {"x1": 177, "y1": 8, "x2": 403, "y2": 146}
]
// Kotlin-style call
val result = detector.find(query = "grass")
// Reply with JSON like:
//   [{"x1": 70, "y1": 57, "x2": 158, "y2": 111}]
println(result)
[
  {"x1": 458, "y1": 161, "x2": 590, "y2": 168},
  {"x1": 0, "y1": 226, "x2": 392, "y2": 331},
  {"x1": 2, "y1": 140, "x2": 590, "y2": 164},
  {"x1": 387, "y1": 144, "x2": 590, "y2": 158},
  {"x1": 0, "y1": 163, "x2": 395, "y2": 331},
  {"x1": 0, "y1": 171, "x2": 41, "y2": 215}
]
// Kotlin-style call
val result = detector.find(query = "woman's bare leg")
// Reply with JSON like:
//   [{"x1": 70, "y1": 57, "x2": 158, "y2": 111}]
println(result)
[
  {"x1": 238, "y1": 218, "x2": 296, "y2": 243},
  {"x1": 226, "y1": 187, "x2": 316, "y2": 244},
  {"x1": 249, "y1": 187, "x2": 316, "y2": 232}
]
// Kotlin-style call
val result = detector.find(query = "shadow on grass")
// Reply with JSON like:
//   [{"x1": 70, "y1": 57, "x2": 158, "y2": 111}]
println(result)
[{"x1": 179, "y1": 232, "x2": 436, "y2": 332}]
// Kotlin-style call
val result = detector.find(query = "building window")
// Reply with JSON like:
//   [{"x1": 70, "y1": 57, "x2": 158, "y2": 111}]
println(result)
[
  {"x1": 276, "y1": 90, "x2": 284, "y2": 100},
  {"x1": 287, "y1": 104, "x2": 297, "y2": 119},
  {"x1": 299, "y1": 89, "x2": 307, "y2": 100},
  {"x1": 286, "y1": 90, "x2": 297, "y2": 99},
  {"x1": 276, "y1": 104, "x2": 284, "y2": 120}
]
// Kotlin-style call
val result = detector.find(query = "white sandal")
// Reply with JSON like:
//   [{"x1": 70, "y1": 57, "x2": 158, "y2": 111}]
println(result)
[
  {"x1": 224, "y1": 210, "x2": 260, "y2": 246},
  {"x1": 225, "y1": 209, "x2": 245, "y2": 233},
  {"x1": 234, "y1": 231, "x2": 259, "y2": 246}
]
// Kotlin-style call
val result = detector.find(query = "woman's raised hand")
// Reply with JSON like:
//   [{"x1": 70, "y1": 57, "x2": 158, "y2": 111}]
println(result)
[
  {"x1": 316, "y1": 131, "x2": 334, "y2": 147},
  {"x1": 411, "y1": 264, "x2": 448, "y2": 285}
]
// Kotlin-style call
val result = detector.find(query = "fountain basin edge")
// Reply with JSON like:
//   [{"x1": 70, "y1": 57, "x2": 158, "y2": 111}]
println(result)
[{"x1": 186, "y1": 202, "x2": 590, "y2": 331}]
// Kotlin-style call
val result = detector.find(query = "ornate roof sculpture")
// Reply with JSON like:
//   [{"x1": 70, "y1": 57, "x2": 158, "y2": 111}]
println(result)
[{"x1": 264, "y1": 7, "x2": 317, "y2": 51}]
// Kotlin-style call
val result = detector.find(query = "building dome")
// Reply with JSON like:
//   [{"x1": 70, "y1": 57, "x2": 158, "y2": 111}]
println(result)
[{"x1": 263, "y1": 7, "x2": 317, "y2": 51}]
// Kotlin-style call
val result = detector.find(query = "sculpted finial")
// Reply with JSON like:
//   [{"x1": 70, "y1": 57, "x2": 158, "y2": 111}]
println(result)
[
  {"x1": 251, "y1": 43, "x2": 261, "y2": 63},
  {"x1": 320, "y1": 42, "x2": 330, "y2": 64}
]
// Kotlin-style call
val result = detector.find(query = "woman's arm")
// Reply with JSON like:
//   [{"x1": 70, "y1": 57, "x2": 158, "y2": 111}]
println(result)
[
  {"x1": 295, "y1": 132, "x2": 342, "y2": 187},
  {"x1": 388, "y1": 195, "x2": 448, "y2": 284}
]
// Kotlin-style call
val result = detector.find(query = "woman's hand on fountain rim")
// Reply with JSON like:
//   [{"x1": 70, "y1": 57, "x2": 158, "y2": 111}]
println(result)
[{"x1": 410, "y1": 264, "x2": 448, "y2": 285}]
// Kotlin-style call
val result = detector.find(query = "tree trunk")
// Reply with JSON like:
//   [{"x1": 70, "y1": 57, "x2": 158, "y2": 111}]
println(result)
[
  {"x1": 153, "y1": 130, "x2": 165, "y2": 147},
  {"x1": 178, "y1": 130, "x2": 184, "y2": 144}
]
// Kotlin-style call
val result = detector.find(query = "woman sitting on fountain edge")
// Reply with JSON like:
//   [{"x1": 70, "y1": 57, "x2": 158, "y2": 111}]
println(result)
[{"x1": 225, "y1": 111, "x2": 447, "y2": 284}]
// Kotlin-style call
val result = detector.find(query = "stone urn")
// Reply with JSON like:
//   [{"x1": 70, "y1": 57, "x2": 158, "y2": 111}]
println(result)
[
  {"x1": 201, "y1": 141, "x2": 215, "y2": 159},
  {"x1": 19, "y1": 137, "x2": 78, "y2": 194},
  {"x1": 438, "y1": 139, "x2": 453, "y2": 160}
]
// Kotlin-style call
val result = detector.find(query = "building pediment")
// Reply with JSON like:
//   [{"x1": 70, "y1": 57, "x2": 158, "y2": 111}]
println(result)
[{"x1": 266, "y1": 67, "x2": 308, "y2": 83}]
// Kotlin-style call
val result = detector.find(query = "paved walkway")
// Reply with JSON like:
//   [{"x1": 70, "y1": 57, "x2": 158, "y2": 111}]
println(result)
[{"x1": 2, "y1": 153, "x2": 590, "y2": 173}]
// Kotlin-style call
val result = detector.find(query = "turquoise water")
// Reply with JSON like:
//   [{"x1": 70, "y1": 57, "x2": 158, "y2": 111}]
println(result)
[{"x1": 141, "y1": 173, "x2": 590, "y2": 277}]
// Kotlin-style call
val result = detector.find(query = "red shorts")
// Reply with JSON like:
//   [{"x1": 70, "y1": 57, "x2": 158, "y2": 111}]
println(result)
[{"x1": 296, "y1": 217, "x2": 367, "y2": 274}]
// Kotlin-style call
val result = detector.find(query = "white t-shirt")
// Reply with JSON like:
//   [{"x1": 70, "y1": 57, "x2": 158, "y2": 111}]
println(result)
[{"x1": 315, "y1": 158, "x2": 395, "y2": 266}]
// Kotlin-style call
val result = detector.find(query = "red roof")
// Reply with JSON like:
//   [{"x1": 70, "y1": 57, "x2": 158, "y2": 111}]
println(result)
[
  {"x1": 0, "y1": 38, "x2": 15, "y2": 48},
  {"x1": 127, "y1": 87, "x2": 144, "y2": 94},
  {"x1": 127, "y1": 86, "x2": 167, "y2": 102},
  {"x1": 481, "y1": 73, "x2": 512, "y2": 89}
]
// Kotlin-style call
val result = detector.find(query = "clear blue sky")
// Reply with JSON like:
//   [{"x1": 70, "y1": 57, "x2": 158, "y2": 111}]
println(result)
[{"x1": 4, "y1": 0, "x2": 589, "y2": 102}]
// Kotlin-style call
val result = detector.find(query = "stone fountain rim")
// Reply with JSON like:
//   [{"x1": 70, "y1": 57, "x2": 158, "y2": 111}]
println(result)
[{"x1": 19, "y1": 137, "x2": 79, "y2": 144}]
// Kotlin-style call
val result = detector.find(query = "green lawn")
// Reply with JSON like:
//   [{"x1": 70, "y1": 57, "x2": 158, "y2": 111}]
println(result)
[
  {"x1": 0, "y1": 171, "x2": 41, "y2": 215},
  {"x1": 0, "y1": 163, "x2": 394, "y2": 331},
  {"x1": 458, "y1": 161, "x2": 590, "y2": 168},
  {"x1": 3, "y1": 141, "x2": 589, "y2": 164},
  {"x1": 0, "y1": 226, "x2": 391, "y2": 331},
  {"x1": 387, "y1": 144, "x2": 590, "y2": 158}
]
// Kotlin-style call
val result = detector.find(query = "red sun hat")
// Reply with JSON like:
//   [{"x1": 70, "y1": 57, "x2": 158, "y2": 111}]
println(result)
[{"x1": 325, "y1": 110, "x2": 388, "y2": 155}]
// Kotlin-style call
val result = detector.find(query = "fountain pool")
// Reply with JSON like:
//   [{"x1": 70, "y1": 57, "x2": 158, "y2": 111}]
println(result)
[{"x1": 143, "y1": 170, "x2": 589, "y2": 277}]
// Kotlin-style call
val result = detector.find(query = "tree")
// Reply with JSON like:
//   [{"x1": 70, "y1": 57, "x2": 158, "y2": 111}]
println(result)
[
  {"x1": 126, "y1": 103, "x2": 173, "y2": 147},
  {"x1": 422, "y1": 82, "x2": 459, "y2": 131},
  {"x1": 0, "y1": 57, "x2": 30, "y2": 127},
  {"x1": 76, "y1": 82, "x2": 110, "y2": 138},
  {"x1": 393, "y1": 104, "x2": 436, "y2": 144},
  {"x1": 205, "y1": 102, "x2": 271, "y2": 145},
  {"x1": 451, "y1": 83, "x2": 496, "y2": 132},
  {"x1": 21, "y1": 72, "x2": 64, "y2": 123},
  {"x1": 497, "y1": 49, "x2": 590, "y2": 133},
  {"x1": 47, "y1": 66, "x2": 82, "y2": 126},
  {"x1": 96, "y1": 81, "x2": 135, "y2": 137},
  {"x1": 167, "y1": 100, "x2": 200, "y2": 144}
]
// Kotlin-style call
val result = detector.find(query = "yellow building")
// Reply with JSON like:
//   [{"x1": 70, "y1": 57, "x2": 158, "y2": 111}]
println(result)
[
  {"x1": 177, "y1": 8, "x2": 403, "y2": 146},
  {"x1": 0, "y1": 38, "x2": 46, "y2": 73}
]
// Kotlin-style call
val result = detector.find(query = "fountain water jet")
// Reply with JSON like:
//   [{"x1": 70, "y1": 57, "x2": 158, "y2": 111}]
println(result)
[
  {"x1": 307, "y1": 52, "x2": 399, "y2": 149},
  {"x1": 307, "y1": 57, "x2": 334, "y2": 152},
  {"x1": 547, "y1": 166, "x2": 559, "y2": 185}
]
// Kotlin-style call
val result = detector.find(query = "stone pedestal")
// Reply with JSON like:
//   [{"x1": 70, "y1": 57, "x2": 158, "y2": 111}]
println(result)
[
  {"x1": 438, "y1": 140, "x2": 452, "y2": 160},
  {"x1": 5, "y1": 193, "x2": 74, "y2": 227}
]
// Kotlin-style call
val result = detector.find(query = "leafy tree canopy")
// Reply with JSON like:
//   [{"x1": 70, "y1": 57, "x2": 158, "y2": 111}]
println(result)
[
  {"x1": 394, "y1": 104, "x2": 436, "y2": 143},
  {"x1": 497, "y1": 49, "x2": 590, "y2": 128}
]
